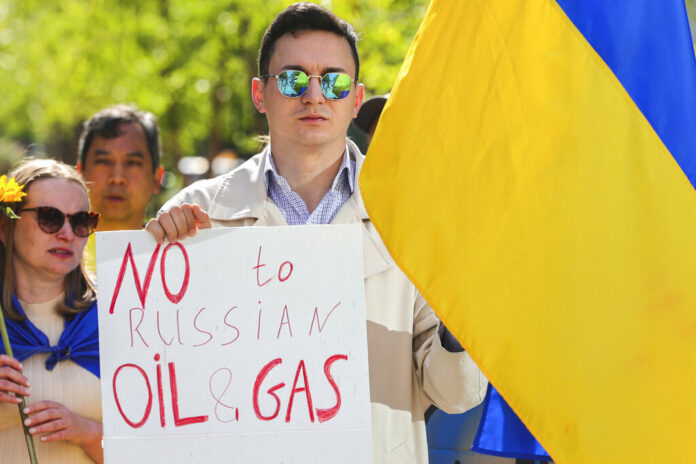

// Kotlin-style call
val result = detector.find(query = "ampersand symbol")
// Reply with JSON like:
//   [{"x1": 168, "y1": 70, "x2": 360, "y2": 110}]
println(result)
[{"x1": 209, "y1": 368, "x2": 239, "y2": 423}]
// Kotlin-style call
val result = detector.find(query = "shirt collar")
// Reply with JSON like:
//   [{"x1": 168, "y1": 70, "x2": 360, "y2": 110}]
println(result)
[{"x1": 264, "y1": 144, "x2": 355, "y2": 196}]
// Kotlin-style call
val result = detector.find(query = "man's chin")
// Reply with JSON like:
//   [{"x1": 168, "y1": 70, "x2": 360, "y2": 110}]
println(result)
[
  {"x1": 101, "y1": 208, "x2": 129, "y2": 220},
  {"x1": 99, "y1": 210, "x2": 138, "y2": 229},
  {"x1": 295, "y1": 132, "x2": 340, "y2": 148}
]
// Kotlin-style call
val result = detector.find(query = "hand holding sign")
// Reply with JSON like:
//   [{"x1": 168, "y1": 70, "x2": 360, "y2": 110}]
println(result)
[{"x1": 145, "y1": 203, "x2": 212, "y2": 244}]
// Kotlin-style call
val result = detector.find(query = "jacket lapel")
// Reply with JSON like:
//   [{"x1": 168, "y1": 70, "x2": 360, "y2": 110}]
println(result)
[
  {"x1": 207, "y1": 148, "x2": 270, "y2": 222},
  {"x1": 333, "y1": 141, "x2": 393, "y2": 279},
  {"x1": 254, "y1": 202, "x2": 287, "y2": 226}
]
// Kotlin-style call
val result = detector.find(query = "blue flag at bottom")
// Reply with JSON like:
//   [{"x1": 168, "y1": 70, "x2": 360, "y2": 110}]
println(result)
[{"x1": 473, "y1": 384, "x2": 551, "y2": 461}]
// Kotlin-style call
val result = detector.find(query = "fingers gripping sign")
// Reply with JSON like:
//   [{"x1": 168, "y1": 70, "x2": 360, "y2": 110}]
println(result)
[
  {"x1": 146, "y1": 204, "x2": 212, "y2": 244},
  {"x1": 0, "y1": 354, "x2": 30, "y2": 404}
]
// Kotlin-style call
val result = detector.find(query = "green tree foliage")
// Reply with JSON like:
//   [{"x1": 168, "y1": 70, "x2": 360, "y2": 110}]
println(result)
[{"x1": 0, "y1": 0, "x2": 428, "y2": 172}]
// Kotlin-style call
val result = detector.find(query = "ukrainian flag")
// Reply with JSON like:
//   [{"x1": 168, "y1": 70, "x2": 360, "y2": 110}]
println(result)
[{"x1": 360, "y1": 1, "x2": 696, "y2": 463}]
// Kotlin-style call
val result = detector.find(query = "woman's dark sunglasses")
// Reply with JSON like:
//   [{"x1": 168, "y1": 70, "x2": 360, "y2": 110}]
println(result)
[
  {"x1": 19, "y1": 206, "x2": 100, "y2": 238},
  {"x1": 261, "y1": 70, "x2": 355, "y2": 100}
]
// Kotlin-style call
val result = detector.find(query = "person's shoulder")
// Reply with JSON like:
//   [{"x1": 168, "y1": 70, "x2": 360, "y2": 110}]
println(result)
[
  {"x1": 190, "y1": 151, "x2": 266, "y2": 197},
  {"x1": 160, "y1": 151, "x2": 267, "y2": 214},
  {"x1": 72, "y1": 299, "x2": 99, "y2": 323}
]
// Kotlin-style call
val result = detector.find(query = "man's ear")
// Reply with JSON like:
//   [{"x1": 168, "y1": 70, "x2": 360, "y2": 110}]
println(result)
[
  {"x1": 252, "y1": 78, "x2": 267, "y2": 114},
  {"x1": 153, "y1": 165, "x2": 164, "y2": 194},
  {"x1": 352, "y1": 83, "x2": 365, "y2": 118}
]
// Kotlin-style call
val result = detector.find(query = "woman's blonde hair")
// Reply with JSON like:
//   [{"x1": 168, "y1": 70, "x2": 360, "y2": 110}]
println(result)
[{"x1": 0, "y1": 158, "x2": 97, "y2": 321}]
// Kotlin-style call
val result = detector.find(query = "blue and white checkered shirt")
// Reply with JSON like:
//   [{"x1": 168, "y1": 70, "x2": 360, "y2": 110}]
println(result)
[{"x1": 265, "y1": 147, "x2": 356, "y2": 225}]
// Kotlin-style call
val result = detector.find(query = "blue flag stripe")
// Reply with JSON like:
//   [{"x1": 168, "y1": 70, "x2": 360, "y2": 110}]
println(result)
[{"x1": 556, "y1": 0, "x2": 696, "y2": 189}]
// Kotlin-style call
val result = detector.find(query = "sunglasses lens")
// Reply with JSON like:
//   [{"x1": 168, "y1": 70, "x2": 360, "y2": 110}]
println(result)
[
  {"x1": 31, "y1": 207, "x2": 98, "y2": 237},
  {"x1": 321, "y1": 73, "x2": 352, "y2": 100},
  {"x1": 277, "y1": 70, "x2": 309, "y2": 97},
  {"x1": 70, "y1": 212, "x2": 99, "y2": 237},
  {"x1": 36, "y1": 207, "x2": 65, "y2": 234}
]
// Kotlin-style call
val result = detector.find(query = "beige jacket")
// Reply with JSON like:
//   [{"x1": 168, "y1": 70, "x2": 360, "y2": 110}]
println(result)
[{"x1": 161, "y1": 140, "x2": 487, "y2": 463}]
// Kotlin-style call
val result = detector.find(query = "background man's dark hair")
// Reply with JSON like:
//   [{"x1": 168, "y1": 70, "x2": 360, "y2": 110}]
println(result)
[
  {"x1": 258, "y1": 2, "x2": 360, "y2": 80},
  {"x1": 78, "y1": 104, "x2": 161, "y2": 171}
]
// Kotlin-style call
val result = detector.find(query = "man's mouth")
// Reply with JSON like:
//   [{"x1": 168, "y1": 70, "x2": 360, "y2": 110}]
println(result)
[
  {"x1": 106, "y1": 193, "x2": 126, "y2": 202},
  {"x1": 299, "y1": 114, "x2": 327, "y2": 122}
]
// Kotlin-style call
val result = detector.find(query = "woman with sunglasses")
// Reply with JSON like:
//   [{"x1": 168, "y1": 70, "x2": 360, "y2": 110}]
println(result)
[{"x1": 0, "y1": 158, "x2": 103, "y2": 463}]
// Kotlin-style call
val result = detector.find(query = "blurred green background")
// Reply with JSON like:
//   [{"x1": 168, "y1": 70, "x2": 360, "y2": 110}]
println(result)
[{"x1": 0, "y1": 0, "x2": 695, "y2": 214}]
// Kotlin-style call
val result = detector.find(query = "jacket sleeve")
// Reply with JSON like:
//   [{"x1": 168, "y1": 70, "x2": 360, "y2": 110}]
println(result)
[
  {"x1": 412, "y1": 290, "x2": 488, "y2": 413},
  {"x1": 158, "y1": 177, "x2": 219, "y2": 214}
]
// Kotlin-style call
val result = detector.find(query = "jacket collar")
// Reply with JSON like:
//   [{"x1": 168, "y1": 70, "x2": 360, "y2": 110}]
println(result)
[
  {"x1": 208, "y1": 139, "x2": 370, "y2": 222},
  {"x1": 207, "y1": 149, "x2": 270, "y2": 221}
]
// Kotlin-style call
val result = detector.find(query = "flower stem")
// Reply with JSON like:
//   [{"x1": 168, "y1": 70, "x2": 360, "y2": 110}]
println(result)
[{"x1": 0, "y1": 305, "x2": 39, "y2": 464}]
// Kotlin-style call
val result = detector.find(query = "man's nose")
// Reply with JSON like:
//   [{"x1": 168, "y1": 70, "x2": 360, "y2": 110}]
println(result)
[
  {"x1": 108, "y1": 162, "x2": 126, "y2": 185},
  {"x1": 301, "y1": 76, "x2": 326, "y2": 104}
]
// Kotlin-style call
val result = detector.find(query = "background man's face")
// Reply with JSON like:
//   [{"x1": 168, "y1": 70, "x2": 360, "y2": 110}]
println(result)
[
  {"x1": 80, "y1": 122, "x2": 162, "y2": 231},
  {"x1": 253, "y1": 30, "x2": 363, "y2": 152}
]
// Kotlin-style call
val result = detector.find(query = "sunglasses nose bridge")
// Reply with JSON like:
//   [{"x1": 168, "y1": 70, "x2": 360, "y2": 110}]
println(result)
[
  {"x1": 300, "y1": 75, "x2": 326, "y2": 102},
  {"x1": 53, "y1": 214, "x2": 76, "y2": 240}
]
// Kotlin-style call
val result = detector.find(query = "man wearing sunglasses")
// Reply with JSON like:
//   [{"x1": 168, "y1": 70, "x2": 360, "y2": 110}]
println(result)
[{"x1": 146, "y1": 3, "x2": 486, "y2": 462}]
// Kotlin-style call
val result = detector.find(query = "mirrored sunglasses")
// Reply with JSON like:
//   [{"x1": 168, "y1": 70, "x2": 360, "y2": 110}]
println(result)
[
  {"x1": 19, "y1": 206, "x2": 100, "y2": 237},
  {"x1": 262, "y1": 70, "x2": 354, "y2": 100}
]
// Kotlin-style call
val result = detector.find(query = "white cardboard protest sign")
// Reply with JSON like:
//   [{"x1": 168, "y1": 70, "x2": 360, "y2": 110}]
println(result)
[{"x1": 96, "y1": 225, "x2": 372, "y2": 463}]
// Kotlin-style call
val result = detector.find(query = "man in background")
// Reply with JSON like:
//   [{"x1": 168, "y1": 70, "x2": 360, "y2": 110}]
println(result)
[
  {"x1": 354, "y1": 93, "x2": 388, "y2": 146},
  {"x1": 76, "y1": 104, "x2": 163, "y2": 272}
]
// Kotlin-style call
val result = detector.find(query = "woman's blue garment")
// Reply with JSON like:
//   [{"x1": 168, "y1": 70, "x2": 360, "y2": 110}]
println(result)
[
  {"x1": 1, "y1": 296, "x2": 100, "y2": 378},
  {"x1": 472, "y1": 384, "x2": 551, "y2": 460}
]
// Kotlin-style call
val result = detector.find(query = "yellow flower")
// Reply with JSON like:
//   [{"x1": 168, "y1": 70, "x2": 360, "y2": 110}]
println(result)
[{"x1": 0, "y1": 175, "x2": 27, "y2": 203}]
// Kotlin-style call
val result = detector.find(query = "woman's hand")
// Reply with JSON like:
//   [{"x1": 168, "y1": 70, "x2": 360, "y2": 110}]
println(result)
[
  {"x1": 0, "y1": 354, "x2": 30, "y2": 404},
  {"x1": 24, "y1": 401, "x2": 103, "y2": 464}
]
